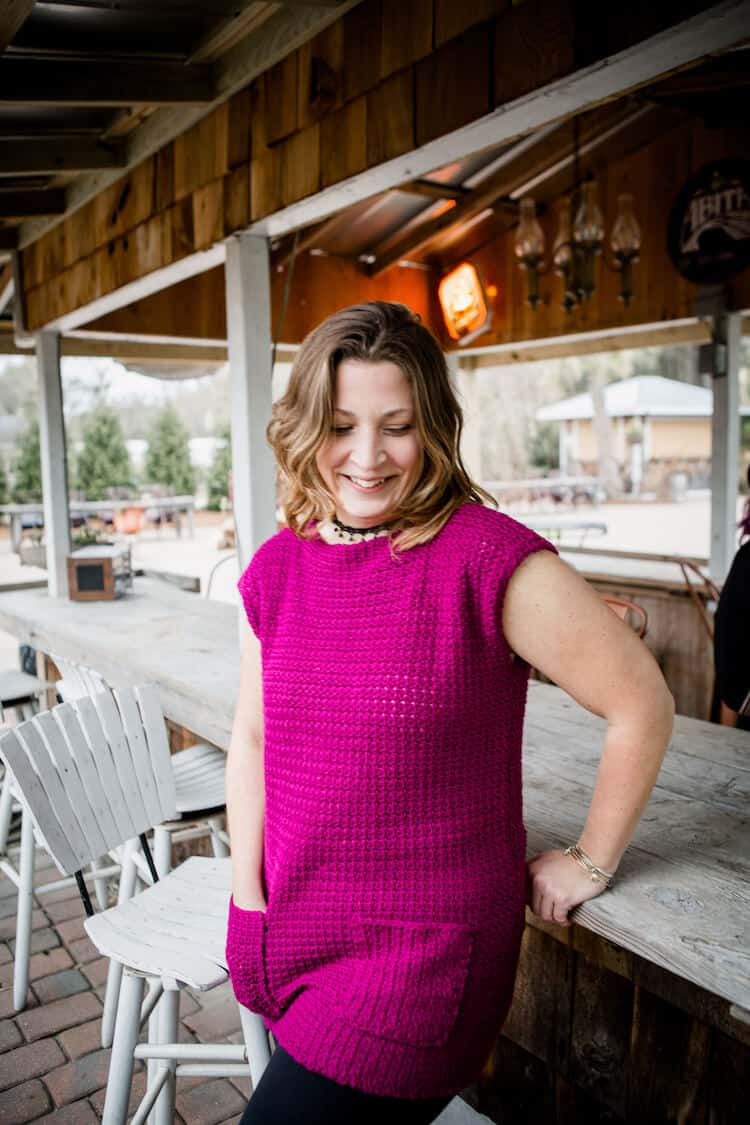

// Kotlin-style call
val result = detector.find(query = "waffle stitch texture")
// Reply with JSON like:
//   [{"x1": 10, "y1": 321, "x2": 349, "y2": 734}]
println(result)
[{"x1": 229, "y1": 500, "x2": 558, "y2": 1098}]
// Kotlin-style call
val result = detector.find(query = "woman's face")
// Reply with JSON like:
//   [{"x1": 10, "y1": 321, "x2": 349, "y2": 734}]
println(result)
[{"x1": 315, "y1": 358, "x2": 423, "y2": 528}]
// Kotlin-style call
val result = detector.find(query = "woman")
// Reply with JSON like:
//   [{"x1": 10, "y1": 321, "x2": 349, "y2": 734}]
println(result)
[
  {"x1": 714, "y1": 465, "x2": 750, "y2": 730},
  {"x1": 225, "y1": 302, "x2": 674, "y2": 1124}
]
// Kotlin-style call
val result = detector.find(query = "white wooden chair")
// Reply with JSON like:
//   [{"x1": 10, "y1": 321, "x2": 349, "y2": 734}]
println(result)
[
  {"x1": 0, "y1": 684, "x2": 270, "y2": 1125},
  {"x1": 49, "y1": 651, "x2": 230, "y2": 1050},
  {"x1": 0, "y1": 667, "x2": 113, "y2": 1010}
]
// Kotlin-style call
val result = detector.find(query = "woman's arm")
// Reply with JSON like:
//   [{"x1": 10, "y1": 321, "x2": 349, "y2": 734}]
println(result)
[
  {"x1": 226, "y1": 626, "x2": 268, "y2": 911},
  {"x1": 502, "y1": 549, "x2": 675, "y2": 926}
]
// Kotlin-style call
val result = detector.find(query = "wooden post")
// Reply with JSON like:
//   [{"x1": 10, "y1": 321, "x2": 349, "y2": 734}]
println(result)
[
  {"x1": 35, "y1": 330, "x2": 71, "y2": 598},
  {"x1": 452, "y1": 355, "x2": 483, "y2": 485},
  {"x1": 224, "y1": 234, "x2": 277, "y2": 638},
  {"x1": 709, "y1": 310, "x2": 741, "y2": 582}
]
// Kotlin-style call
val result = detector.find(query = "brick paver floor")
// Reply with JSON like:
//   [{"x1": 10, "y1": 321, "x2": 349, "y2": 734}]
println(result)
[{"x1": 0, "y1": 848, "x2": 250, "y2": 1124}]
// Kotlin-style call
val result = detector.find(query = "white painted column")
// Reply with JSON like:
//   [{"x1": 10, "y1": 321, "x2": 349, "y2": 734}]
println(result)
[
  {"x1": 709, "y1": 310, "x2": 741, "y2": 582},
  {"x1": 448, "y1": 353, "x2": 482, "y2": 484},
  {"x1": 35, "y1": 331, "x2": 71, "y2": 598},
  {"x1": 224, "y1": 234, "x2": 278, "y2": 637}
]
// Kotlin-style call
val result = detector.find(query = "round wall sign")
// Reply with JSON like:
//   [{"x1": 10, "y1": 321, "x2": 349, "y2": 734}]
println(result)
[{"x1": 667, "y1": 160, "x2": 750, "y2": 284}]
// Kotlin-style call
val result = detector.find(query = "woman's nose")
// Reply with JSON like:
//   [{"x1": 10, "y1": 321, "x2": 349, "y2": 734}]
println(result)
[{"x1": 350, "y1": 428, "x2": 386, "y2": 468}]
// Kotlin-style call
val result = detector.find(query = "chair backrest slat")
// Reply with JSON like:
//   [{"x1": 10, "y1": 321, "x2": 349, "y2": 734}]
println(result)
[
  {"x1": 74, "y1": 694, "x2": 139, "y2": 842},
  {"x1": 0, "y1": 683, "x2": 178, "y2": 877},
  {"x1": 0, "y1": 730, "x2": 81, "y2": 873},
  {"x1": 7, "y1": 723, "x2": 92, "y2": 871},
  {"x1": 134, "y1": 685, "x2": 178, "y2": 822},
  {"x1": 91, "y1": 688, "x2": 156, "y2": 839},
  {"x1": 115, "y1": 688, "x2": 165, "y2": 829},
  {"x1": 35, "y1": 710, "x2": 110, "y2": 861},
  {"x1": 53, "y1": 702, "x2": 121, "y2": 853}
]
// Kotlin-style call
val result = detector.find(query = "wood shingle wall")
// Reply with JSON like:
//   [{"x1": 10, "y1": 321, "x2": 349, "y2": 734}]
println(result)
[{"x1": 18, "y1": 0, "x2": 747, "y2": 338}]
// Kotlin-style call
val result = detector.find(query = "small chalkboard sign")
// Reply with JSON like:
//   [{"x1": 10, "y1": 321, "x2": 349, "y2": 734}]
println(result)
[
  {"x1": 66, "y1": 545, "x2": 133, "y2": 601},
  {"x1": 667, "y1": 160, "x2": 750, "y2": 284}
]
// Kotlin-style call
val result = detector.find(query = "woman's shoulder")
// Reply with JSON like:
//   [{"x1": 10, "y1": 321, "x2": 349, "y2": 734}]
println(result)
[{"x1": 450, "y1": 502, "x2": 558, "y2": 562}]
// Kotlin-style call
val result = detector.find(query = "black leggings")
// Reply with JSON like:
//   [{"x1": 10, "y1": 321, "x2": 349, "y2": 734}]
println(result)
[{"x1": 240, "y1": 1043, "x2": 454, "y2": 1125}]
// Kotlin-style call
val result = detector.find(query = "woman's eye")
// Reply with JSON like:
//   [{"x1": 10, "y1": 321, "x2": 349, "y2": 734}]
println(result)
[{"x1": 331, "y1": 424, "x2": 413, "y2": 434}]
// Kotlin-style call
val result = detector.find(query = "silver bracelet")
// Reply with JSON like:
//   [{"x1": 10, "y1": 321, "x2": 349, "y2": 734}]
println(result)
[{"x1": 564, "y1": 844, "x2": 615, "y2": 888}]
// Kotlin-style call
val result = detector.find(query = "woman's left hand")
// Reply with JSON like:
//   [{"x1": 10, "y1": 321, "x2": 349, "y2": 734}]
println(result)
[{"x1": 526, "y1": 849, "x2": 610, "y2": 927}]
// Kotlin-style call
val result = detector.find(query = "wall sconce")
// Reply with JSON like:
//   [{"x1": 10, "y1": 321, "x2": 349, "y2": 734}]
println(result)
[
  {"x1": 438, "y1": 262, "x2": 491, "y2": 343},
  {"x1": 515, "y1": 185, "x2": 641, "y2": 313}
]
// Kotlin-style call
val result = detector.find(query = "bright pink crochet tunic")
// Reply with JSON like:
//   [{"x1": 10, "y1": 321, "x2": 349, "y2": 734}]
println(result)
[{"x1": 229, "y1": 501, "x2": 557, "y2": 1098}]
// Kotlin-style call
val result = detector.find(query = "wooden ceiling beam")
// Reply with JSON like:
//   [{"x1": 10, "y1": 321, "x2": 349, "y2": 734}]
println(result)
[
  {"x1": 187, "y1": 2, "x2": 280, "y2": 64},
  {"x1": 0, "y1": 138, "x2": 126, "y2": 175},
  {"x1": 0, "y1": 189, "x2": 66, "y2": 216},
  {"x1": 397, "y1": 180, "x2": 470, "y2": 202},
  {"x1": 0, "y1": 58, "x2": 214, "y2": 107},
  {"x1": 0, "y1": 1, "x2": 36, "y2": 53}
]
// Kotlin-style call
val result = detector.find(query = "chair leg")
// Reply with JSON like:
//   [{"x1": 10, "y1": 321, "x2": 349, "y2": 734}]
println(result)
[
  {"x1": 101, "y1": 970, "x2": 146, "y2": 1125},
  {"x1": 146, "y1": 827, "x2": 172, "y2": 1125},
  {"x1": 0, "y1": 770, "x2": 14, "y2": 854},
  {"x1": 208, "y1": 815, "x2": 229, "y2": 858},
  {"x1": 14, "y1": 807, "x2": 35, "y2": 1010},
  {"x1": 240, "y1": 1006, "x2": 272, "y2": 1091},
  {"x1": 101, "y1": 839, "x2": 139, "y2": 1049},
  {"x1": 152, "y1": 985, "x2": 179, "y2": 1125}
]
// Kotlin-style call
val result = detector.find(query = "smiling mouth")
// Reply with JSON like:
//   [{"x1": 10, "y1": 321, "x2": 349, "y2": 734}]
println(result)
[{"x1": 341, "y1": 474, "x2": 393, "y2": 490}]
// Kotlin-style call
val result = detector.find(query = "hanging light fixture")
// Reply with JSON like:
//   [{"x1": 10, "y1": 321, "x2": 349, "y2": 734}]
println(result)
[{"x1": 514, "y1": 118, "x2": 641, "y2": 312}]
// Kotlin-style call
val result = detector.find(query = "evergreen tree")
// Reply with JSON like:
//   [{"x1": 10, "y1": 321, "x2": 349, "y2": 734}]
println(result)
[
  {"x1": 206, "y1": 426, "x2": 232, "y2": 511},
  {"x1": 0, "y1": 458, "x2": 8, "y2": 507},
  {"x1": 11, "y1": 419, "x2": 43, "y2": 502},
  {"x1": 76, "y1": 403, "x2": 133, "y2": 500},
  {"x1": 144, "y1": 405, "x2": 195, "y2": 494}
]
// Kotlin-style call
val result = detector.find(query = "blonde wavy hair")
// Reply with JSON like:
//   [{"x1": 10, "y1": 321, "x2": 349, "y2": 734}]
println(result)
[{"x1": 267, "y1": 301, "x2": 497, "y2": 555}]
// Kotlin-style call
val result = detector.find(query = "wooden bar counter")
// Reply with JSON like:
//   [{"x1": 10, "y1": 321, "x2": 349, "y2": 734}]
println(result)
[{"x1": 0, "y1": 579, "x2": 747, "y2": 1121}]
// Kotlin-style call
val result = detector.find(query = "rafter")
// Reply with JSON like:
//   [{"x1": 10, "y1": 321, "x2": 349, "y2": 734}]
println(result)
[
  {"x1": 397, "y1": 180, "x2": 470, "y2": 202},
  {"x1": 0, "y1": 138, "x2": 126, "y2": 175},
  {"x1": 0, "y1": 1, "x2": 36, "y2": 53},
  {"x1": 18, "y1": 0, "x2": 363, "y2": 248},
  {"x1": 0, "y1": 58, "x2": 214, "y2": 107},
  {"x1": 0, "y1": 189, "x2": 65, "y2": 216},
  {"x1": 367, "y1": 103, "x2": 664, "y2": 276}
]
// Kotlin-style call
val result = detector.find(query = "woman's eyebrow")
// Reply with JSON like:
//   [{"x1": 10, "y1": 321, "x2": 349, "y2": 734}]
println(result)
[{"x1": 334, "y1": 407, "x2": 411, "y2": 417}]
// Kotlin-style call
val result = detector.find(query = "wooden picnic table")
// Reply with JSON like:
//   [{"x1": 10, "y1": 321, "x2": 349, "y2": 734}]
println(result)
[{"x1": 0, "y1": 497, "x2": 196, "y2": 552}]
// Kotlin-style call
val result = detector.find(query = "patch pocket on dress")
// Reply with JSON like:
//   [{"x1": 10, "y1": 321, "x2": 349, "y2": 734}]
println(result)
[
  {"x1": 226, "y1": 908, "x2": 282, "y2": 1019},
  {"x1": 342, "y1": 915, "x2": 474, "y2": 1047}
]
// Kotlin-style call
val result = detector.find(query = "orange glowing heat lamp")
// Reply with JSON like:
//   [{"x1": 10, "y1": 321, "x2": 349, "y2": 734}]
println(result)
[{"x1": 438, "y1": 262, "x2": 491, "y2": 343}]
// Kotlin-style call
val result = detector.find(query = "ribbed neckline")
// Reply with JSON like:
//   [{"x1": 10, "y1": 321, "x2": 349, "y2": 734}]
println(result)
[{"x1": 285, "y1": 503, "x2": 473, "y2": 569}]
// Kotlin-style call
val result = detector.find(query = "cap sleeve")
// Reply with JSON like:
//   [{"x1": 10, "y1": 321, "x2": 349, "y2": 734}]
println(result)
[
  {"x1": 237, "y1": 556, "x2": 262, "y2": 640},
  {"x1": 472, "y1": 513, "x2": 559, "y2": 647}
]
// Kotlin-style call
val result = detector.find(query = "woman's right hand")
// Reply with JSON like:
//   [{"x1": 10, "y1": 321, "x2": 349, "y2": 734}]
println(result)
[{"x1": 231, "y1": 890, "x2": 267, "y2": 913}]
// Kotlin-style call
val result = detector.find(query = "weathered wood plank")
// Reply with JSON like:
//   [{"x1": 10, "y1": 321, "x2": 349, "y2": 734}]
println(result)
[
  {"x1": 320, "y1": 96, "x2": 367, "y2": 189},
  {"x1": 366, "y1": 68, "x2": 415, "y2": 167},
  {"x1": 434, "y1": 0, "x2": 509, "y2": 47},
  {"x1": 296, "y1": 19, "x2": 344, "y2": 131},
  {"x1": 568, "y1": 958, "x2": 632, "y2": 1115},
  {"x1": 494, "y1": 0, "x2": 576, "y2": 108},
  {"x1": 628, "y1": 985, "x2": 710, "y2": 1122},
  {"x1": 380, "y1": 0, "x2": 433, "y2": 80},
  {"x1": 341, "y1": 0, "x2": 382, "y2": 103},
  {"x1": 416, "y1": 25, "x2": 492, "y2": 147},
  {"x1": 265, "y1": 51, "x2": 298, "y2": 145}
]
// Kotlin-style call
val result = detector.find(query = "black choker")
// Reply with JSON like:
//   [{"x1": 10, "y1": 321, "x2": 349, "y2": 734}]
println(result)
[{"x1": 331, "y1": 515, "x2": 394, "y2": 535}]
